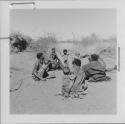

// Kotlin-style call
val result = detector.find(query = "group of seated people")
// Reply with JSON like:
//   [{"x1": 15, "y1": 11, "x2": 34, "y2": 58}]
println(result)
[{"x1": 32, "y1": 48, "x2": 117, "y2": 98}]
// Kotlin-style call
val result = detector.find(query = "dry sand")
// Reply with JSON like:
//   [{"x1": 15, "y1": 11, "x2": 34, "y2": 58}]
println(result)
[{"x1": 10, "y1": 52, "x2": 116, "y2": 114}]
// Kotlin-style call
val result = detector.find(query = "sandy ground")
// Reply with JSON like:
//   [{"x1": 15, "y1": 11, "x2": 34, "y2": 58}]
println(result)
[{"x1": 10, "y1": 52, "x2": 116, "y2": 114}]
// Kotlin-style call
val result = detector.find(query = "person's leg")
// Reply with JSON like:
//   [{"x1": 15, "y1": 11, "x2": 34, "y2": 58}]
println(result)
[
  {"x1": 105, "y1": 65, "x2": 117, "y2": 72},
  {"x1": 32, "y1": 74, "x2": 41, "y2": 81},
  {"x1": 42, "y1": 70, "x2": 49, "y2": 78},
  {"x1": 35, "y1": 69, "x2": 48, "y2": 81}
]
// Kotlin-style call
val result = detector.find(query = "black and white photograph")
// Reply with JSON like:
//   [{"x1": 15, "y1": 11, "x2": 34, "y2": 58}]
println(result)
[{"x1": 9, "y1": 8, "x2": 117, "y2": 114}]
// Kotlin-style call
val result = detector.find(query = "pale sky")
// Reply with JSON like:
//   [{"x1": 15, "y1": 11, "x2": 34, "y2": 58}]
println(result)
[{"x1": 10, "y1": 9, "x2": 116, "y2": 41}]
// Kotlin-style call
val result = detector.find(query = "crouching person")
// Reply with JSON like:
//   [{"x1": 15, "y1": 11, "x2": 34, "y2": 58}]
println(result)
[
  {"x1": 32, "y1": 52, "x2": 50, "y2": 81},
  {"x1": 69, "y1": 59, "x2": 88, "y2": 97},
  {"x1": 61, "y1": 58, "x2": 88, "y2": 98},
  {"x1": 82, "y1": 54, "x2": 111, "y2": 82}
]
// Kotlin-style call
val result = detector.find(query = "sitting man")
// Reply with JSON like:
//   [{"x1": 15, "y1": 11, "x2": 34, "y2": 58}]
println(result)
[{"x1": 82, "y1": 54, "x2": 111, "y2": 82}]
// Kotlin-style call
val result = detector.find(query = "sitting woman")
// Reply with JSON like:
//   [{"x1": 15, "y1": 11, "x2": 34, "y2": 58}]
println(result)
[
  {"x1": 82, "y1": 54, "x2": 111, "y2": 82},
  {"x1": 32, "y1": 52, "x2": 51, "y2": 81}
]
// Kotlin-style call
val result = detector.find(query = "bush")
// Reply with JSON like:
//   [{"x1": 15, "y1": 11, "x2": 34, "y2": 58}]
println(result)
[{"x1": 10, "y1": 32, "x2": 32, "y2": 52}]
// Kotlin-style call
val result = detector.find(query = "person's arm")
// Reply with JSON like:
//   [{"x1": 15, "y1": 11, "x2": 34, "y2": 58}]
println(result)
[
  {"x1": 80, "y1": 54, "x2": 89, "y2": 59},
  {"x1": 32, "y1": 60, "x2": 39, "y2": 75},
  {"x1": 105, "y1": 65, "x2": 117, "y2": 72}
]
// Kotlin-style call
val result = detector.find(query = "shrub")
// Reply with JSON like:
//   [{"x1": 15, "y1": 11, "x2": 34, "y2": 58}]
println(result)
[{"x1": 10, "y1": 32, "x2": 32, "y2": 52}]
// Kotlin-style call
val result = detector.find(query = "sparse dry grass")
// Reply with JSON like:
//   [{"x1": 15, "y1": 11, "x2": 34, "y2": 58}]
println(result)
[{"x1": 10, "y1": 40, "x2": 117, "y2": 114}]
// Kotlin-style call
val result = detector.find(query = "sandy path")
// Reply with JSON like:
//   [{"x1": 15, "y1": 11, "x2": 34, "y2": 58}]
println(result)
[{"x1": 10, "y1": 52, "x2": 116, "y2": 114}]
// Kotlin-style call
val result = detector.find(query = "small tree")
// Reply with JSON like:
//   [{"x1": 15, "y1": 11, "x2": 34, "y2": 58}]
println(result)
[{"x1": 10, "y1": 32, "x2": 32, "y2": 52}]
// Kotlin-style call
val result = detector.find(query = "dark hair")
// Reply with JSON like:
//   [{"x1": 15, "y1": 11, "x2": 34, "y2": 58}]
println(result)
[
  {"x1": 52, "y1": 48, "x2": 55, "y2": 51},
  {"x1": 91, "y1": 54, "x2": 99, "y2": 61},
  {"x1": 51, "y1": 53, "x2": 57, "y2": 60},
  {"x1": 36, "y1": 53, "x2": 43, "y2": 59},
  {"x1": 72, "y1": 58, "x2": 81, "y2": 67},
  {"x1": 63, "y1": 49, "x2": 67, "y2": 53}
]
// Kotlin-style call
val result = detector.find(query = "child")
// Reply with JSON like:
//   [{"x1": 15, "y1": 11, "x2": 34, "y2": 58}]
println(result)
[
  {"x1": 62, "y1": 49, "x2": 69, "y2": 67},
  {"x1": 49, "y1": 48, "x2": 60, "y2": 71}
]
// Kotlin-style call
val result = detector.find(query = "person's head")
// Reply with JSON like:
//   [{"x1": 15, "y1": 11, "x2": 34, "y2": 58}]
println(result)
[
  {"x1": 63, "y1": 67, "x2": 70, "y2": 75},
  {"x1": 51, "y1": 48, "x2": 56, "y2": 53},
  {"x1": 63, "y1": 49, "x2": 68, "y2": 55},
  {"x1": 89, "y1": 54, "x2": 99, "y2": 62},
  {"x1": 75, "y1": 52, "x2": 80, "y2": 58},
  {"x1": 72, "y1": 58, "x2": 81, "y2": 69},
  {"x1": 36, "y1": 52, "x2": 44, "y2": 61}
]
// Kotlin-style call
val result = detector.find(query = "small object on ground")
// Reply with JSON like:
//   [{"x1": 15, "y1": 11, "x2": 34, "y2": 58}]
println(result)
[
  {"x1": 56, "y1": 90, "x2": 87, "y2": 99},
  {"x1": 70, "y1": 91, "x2": 88, "y2": 99}
]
